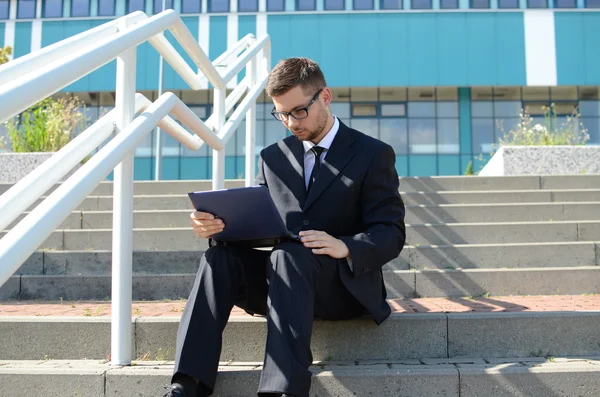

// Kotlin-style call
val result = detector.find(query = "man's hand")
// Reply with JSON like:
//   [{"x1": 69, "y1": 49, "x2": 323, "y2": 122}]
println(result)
[
  {"x1": 299, "y1": 230, "x2": 350, "y2": 259},
  {"x1": 190, "y1": 211, "x2": 224, "y2": 239}
]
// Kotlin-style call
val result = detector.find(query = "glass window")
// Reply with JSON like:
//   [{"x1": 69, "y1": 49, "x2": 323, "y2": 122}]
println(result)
[
  {"x1": 471, "y1": 118, "x2": 494, "y2": 154},
  {"x1": 351, "y1": 119, "x2": 379, "y2": 139},
  {"x1": 498, "y1": 0, "x2": 518, "y2": 7},
  {"x1": 471, "y1": 101, "x2": 493, "y2": 118},
  {"x1": 555, "y1": 0, "x2": 575, "y2": 6},
  {"x1": 209, "y1": 0, "x2": 229, "y2": 11},
  {"x1": 352, "y1": 104, "x2": 377, "y2": 117},
  {"x1": 495, "y1": 117, "x2": 519, "y2": 142},
  {"x1": 329, "y1": 103, "x2": 351, "y2": 119},
  {"x1": 265, "y1": 120, "x2": 287, "y2": 147},
  {"x1": 528, "y1": 0, "x2": 547, "y2": 7},
  {"x1": 381, "y1": 104, "x2": 406, "y2": 117},
  {"x1": 380, "y1": 119, "x2": 408, "y2": 155},
  {"x1": 72, "y1": 0, "x2": 90, "y2": 16},
  {"x1": 409, "y1": 119, "x2": 436, "y2": 154},
  {"x1": 579, "y1": 87, "x2": 599, "y2": 100},
  {"x1": 437, "y1": 119, "x2": 459, "y2": 154},
  {"x1": 471, "y1": 0, "x2": 489, "y2": 7},
  {"x1": 411, "y1": 0, "x2": 432, "y2": 8},
  {"x1": 381, "y1": 0, "x2": 402, "y2": 8},
  {"x1": 267, "y1": 0, "x2": 285, "y2": 10},
  {"x1": 18, "y1": 0, "x2": 36, "y2": 18},
  {"x1": 325, "y1": 0, "x2": 344, "y2": 8},
  {"x1": 239, "y1": 0, "x2": 258, "y2": 11},
  {"x1": 437, "y1": 102, "x2": 458, "y2": 118},
  {"x1": 587, "y1": 0, "x2": 600, "y2": 7},
  {"x1": 182, "y1": 0, "x2": 201, "y2": 12},
  {"x1": 493, "y1": 101, "x2": 521, "y2": 118},
  {"x1": 43, "y1": 0, "x2": 62, "y2": 17},
  {"x1": 583, "y1": 118, "x2": 600, "y2": 144},
  {"x1": 154, "y1": 0, "x2": 173, "y2": 12},
  {"x1": 128, "y1": 0, "x2": 145, "y2": 12},
  {"x1": 98, "y1": 0, "x2": 115, "y2": 15},
  {"x1": 408, "y1": 102, "x2": 435, "y2": 118},
  {"x1": 297, "y1": 0, "x2": 315, "y2": 10},
  {"x1": 579, "y1": 101, "x2": 600, "y2": 117},
  {"x1": 440, "y1": 0, "x2": 458, "y2": 7},
  {"x1": 0, "y1": 0, "x2": 9, "y2": 19},
  {"x1": 354, "y1": 0, "x2": 374, "y2": 9}
]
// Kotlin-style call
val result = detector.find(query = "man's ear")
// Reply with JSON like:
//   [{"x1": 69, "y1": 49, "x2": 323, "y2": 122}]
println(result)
[{"x1": 321, "y1": 87, "x2": 333, "y2": 108}]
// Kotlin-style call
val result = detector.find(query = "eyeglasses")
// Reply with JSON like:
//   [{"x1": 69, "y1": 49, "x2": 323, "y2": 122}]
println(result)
[{"x1": 271, "y1": 89, "x2": 323, "y2": 122}]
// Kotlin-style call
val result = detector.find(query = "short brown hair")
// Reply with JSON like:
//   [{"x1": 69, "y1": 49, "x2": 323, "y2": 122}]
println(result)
[{"x1": 266, "y1": 57, "x2": 327, "y2": 97}]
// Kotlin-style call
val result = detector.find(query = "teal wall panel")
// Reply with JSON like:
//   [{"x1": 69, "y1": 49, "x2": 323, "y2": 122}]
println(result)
[
  {"x1": 466, "y1": 13, "x2": 496, "y2": 86},
  {"x1": 495, "y1": 13, "x2": 526, "y2": 85},
  {"x1": 238, "y1": 15, "x2": 256, "y2": 81},
  {"x1": 458, "y1": 87, "x2": 471, "y2": 154},
  {"x1": 316, "y1": 14, "x2": 350, "y2": 87},
  {"x1": 378, "y1": 14, "x2": 408, "y2": 87},
  {"x1": 409, "y1": 155, "x2": 437, "y2": 177},
  {"x1": 162, "y1": 157, "x2": 180, "y2": 179},
  {"x1": 438, "y1": 155, "x2": 460, "y2": 176},
  {"x1": 0, "y1": 23, "x2": 5, "y2": 47},
  {"x1": 583, "y1": 13, "x2": 600, "y2": 84},
  {"x1": 14, "y1": 22, "x2": 32, "y2": 59},
  {"x1": 170, "y1": 16, "x2": 199, "y2": 90},
  {"x1": 395, "y1": 155, "x2": 409, "y2": 178},
  {"x1": 408, "y1": 14, "x2": 437, "y2": 86},
  {"x1": 348, "y1": 14, "x2": 378, "y2": 86},
  {"x1": 181, "y1": 157, "x2": 210, "y2": 179},
  {"x1": 209, "y1": 16, "x2": 227, "y2": 62},
  {"x1": 289, "y1": 15, "x2": 321, "y2": 63},
  {"x1": 134, "y1": 157, "x2": 153, "y2": 180},
  {"x1": 555, "y1": 13, "x2": 584, "y2": 86},
  {"x1": 437, "y1": 13, "x2": 468, "y2": 86}
]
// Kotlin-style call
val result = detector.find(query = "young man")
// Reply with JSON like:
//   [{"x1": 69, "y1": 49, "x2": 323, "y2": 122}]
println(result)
[{"x1": 164, "y1": 57, "x2": 406, "y2": 397}]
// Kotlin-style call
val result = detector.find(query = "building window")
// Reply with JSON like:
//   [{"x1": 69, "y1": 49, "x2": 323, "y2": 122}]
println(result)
[
  {"x1": 527, "y1": 0, "x2": 547, "y2": 7},
  {"x1": 267, "y1": 0, "x2": 285, "y2": 10},
  {"x1": 98, "y1": 0, "x2": 115, "y2": 15},
  {"x1": 71, "y1": 0, "x2": 90, "y2": 16},
  {"x1": 154, "y1": 0, "x2": 173, "y2": 12},
  {"x1": 18, "y1": 0, "x2": 36, "y2": 18},
  {"x1": 43, "y1": 0, "x2": 63, "y2": 17},
  {"x1": 381, "y1": 0, "x2": 402, "y2": 7},
  {"x1": 354, "y1": 0, "x2": 374, "y2": 9},
  {"x1": 0, "y1": 0, "x2": 9, "y2": 19},
  {"x1": 440, "y1": 0, "x2": 458, "y2": 7},
  {"x1": 555, "y1": 0, "x2": 575, "y2": 6},
  {"x1": 411, "y1": 0, "x2": 432, "y2": 8},
  {"x1": 586, "y1": 0, "x2": 600, "y2": 6},
  {"x1": 239, "y1": 0, "x2": 258, "y2": 11},
  {"x1": 209, "y1": 0, "x2": 229, "y2": 12},
  {"x1": 297, "y1": 0, "x2": 316, "y2": 10},
  {"x1": 128, "y1": 0, "x2": 145, "y2": 12},
  {"x1": 470, "y1": 0, "x2": 489, "y2": 7},
  {"x1": 498, "y1": 0, "x2": 518, "y2": 7},
  {"x1": 325, "y1": 0, "x2": 345, "y2": 9},
  {"x1": 182, "y1": 0, "x2": 201, "y2": 12}
]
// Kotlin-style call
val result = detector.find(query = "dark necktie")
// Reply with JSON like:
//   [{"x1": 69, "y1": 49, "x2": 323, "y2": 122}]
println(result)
[{"x1": 307, "y1": 146, "x2": 325, "y2": 193}]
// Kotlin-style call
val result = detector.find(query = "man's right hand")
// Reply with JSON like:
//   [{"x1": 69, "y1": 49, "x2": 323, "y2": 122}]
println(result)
[{"x1": 190, "y1": 211, "x2": 225, "y2": 239}]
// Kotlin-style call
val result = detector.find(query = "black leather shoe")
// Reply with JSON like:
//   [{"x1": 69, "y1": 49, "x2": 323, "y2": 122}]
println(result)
[{"x1": 162, "y1": 384, "x2": 188, "y2": 397}]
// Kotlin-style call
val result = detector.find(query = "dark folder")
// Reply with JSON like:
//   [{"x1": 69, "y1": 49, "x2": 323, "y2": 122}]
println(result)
[{"x1": 188, "y1": 185, "x2": 301, "y2": 246}]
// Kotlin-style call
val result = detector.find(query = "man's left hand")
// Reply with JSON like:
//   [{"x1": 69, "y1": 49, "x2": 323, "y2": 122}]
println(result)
[{"x1": 299, "y1": 230, "x2": 350, "y2": 259}]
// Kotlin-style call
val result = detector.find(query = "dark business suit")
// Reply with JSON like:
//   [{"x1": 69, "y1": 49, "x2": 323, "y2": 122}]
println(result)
[{"x1": 173, "y1": 121, "x2": 406, "y2": 397}]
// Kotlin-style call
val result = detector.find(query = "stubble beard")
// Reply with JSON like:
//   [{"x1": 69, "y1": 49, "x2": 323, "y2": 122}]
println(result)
[{"x1": 293, "y1": 106, "x2": 329, "y2": 143}]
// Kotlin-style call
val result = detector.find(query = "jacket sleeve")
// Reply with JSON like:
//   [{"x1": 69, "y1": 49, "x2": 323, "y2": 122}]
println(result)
[
  {"x1": 339, "y1": 144, "x2": 406, "y2": 278},
  {"x1": 255, "y1": 149, "x2": 267, "y2": 187}
]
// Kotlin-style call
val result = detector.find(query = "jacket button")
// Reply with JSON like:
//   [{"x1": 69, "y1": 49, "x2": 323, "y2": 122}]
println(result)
[
  {"x1": 303, "y1": 220, "x2": 310, "y2": 226},
  {"x1": 361, "y1": 268, "x2": 368, "y2": 275}
]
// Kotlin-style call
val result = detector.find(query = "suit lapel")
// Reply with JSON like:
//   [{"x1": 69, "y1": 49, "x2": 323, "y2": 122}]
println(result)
[
  {"x1": 303, "y1": 122, "x2": 357, "y2": 211},
  {"x1": 278, "y1": 138, "x2": 307, "y2": 206}
]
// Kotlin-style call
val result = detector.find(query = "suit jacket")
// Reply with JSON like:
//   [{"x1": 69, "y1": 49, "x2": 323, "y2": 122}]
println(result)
[{"x1": 256, "y1": 120, "x2": 406, "y2": 325}]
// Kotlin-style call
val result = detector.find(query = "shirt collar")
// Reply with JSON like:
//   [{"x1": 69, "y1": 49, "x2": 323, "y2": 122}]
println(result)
[{"x1": 302, "y1": 116, "x2": 339, "y2": 154}]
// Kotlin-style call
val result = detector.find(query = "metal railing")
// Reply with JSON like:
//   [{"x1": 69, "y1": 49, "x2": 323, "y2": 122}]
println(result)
[{"x1": 0, "y1": 10, "x2": 271, "y2": 365}]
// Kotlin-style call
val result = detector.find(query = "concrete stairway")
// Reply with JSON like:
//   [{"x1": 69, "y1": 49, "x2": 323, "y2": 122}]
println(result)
[{"x1": 1, "y1": 175, "x2": 600, "y2": 396}]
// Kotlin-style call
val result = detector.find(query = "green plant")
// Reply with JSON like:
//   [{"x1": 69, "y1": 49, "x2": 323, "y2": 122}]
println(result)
[
  {"x1": 0, "y1": 46, "x2": 12, "y2": 65},
  {"x1": 4, "y1": 95, "x2": 88, "y2": 152},
  {"x1": 497, "y1": 104, "x2": 589, "y2": 147},
  {"x1": 464, "y1": 160, "x2": 474, "y2": 176}
]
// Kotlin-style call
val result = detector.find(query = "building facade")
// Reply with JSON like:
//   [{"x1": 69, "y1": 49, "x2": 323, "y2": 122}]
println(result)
[{"x1": 1, "y1": 0, "x2": 600, "y2": 179}]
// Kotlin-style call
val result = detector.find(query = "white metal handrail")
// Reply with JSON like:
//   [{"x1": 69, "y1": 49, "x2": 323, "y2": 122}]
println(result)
[{"x1": 0, "y1": 10, "x2": 271, "y2": 366}]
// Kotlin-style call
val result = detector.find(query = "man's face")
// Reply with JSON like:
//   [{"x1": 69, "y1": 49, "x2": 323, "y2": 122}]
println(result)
[{"x1": 271, "y1": 85, "x2": 329, "y2": 143}]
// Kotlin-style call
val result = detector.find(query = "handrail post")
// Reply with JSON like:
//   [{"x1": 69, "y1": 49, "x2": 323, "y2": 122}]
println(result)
[
  {"x1": 245, "y1": 54, "x2": 257, "y2": 187},
  {"x1": 111, "y1": 17, "x2": 137, "y2": 366},
  {"x1": 212, "y1": 88, "x2": 226, "y2": 190}
]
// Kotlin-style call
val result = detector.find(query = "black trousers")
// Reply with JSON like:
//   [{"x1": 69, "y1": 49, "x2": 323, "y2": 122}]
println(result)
[{"x1": 173, "y1": 242, "x2": 366, "y2": 397}]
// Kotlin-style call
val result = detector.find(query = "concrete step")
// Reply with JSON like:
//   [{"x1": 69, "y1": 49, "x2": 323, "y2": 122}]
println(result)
[
  {"x1": 10, "y1": 202, "x2": 600, "y2": 230},
  {"x1": 3, "y1": 267, "x2": 600, "y2": 301},
  {"x1": 29, "y1": 189, "x2": 600, "y2": 211},
  {"x1": 2, "y1": 357, "x2": 600, "y2": 397},
  {"x1": 6, "y1": 221, "x2": 600, "y2": 251},
  {"x1": 1, "y1": 297, "x2": 599, "y2": 361},
  {"x1": 9, "y1": 241, "x2": 600, "y2": 278}
]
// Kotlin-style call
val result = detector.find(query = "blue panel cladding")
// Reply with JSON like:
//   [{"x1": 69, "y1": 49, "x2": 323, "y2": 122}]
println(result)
[
  {"x1": 170, "y1": 16, "x2": 199, "y2": 90},
  {"x1": 437, "y1": 13, "x2": 468, "y2": 86},
  {"x1": 458, "y1": 87, "x2": 471, "y2": 155},
  {"x1": 395, "y1": 155, "x2": 409, "y2": 178},
  {"x1": 0, "y1": 22, "x2": 5, "y2": 47},
  {"x1": 409, "y1": 155, "x2": 437, "y2": 177},
  {"x1": 181, "y1": 157, "x2": 210, "y2": 179},
  {"x1": 495, "y1": 13, "x2": 526, "y2": 85},
  {"x1": 407, "y1": 14, "x2": 437, "y2": 86},
  {"x1": 14, "y1": 22, "x2": 32, "y2": 59},
  {"x1": 238, "y1": 15, "x2": 256, "y2": 81},
  {"x1": 315, "y1": 14, "x2": 350, "y2": 87},
  {"x1": 134, "y1": 157, "x2": 153, "y2": 180},
  {"x1": 466, "y1": 13, "x2": 497, "y2": 86},
  {"x1": 583, "y1": 13, "x2": 600, "y2": 84},
  {"x1": 438, "y1": 155, "x2": 460, "y2": 176},
  {"x1": 348, "y1": 14, "x2": 378, "y2": 86},
  {"x1": 555, "y1": 13, "x2": 584, "y2": 85},
  {"x1": 209, "y1": 16, "x2": 227, "y2": 63},
  {"x1": 378, "y1": 13, "x2": 408, "y2": 87}
]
